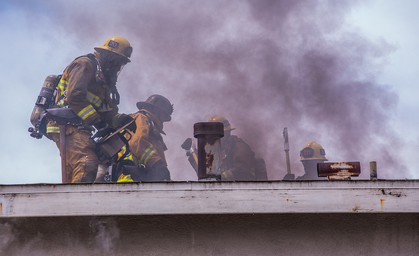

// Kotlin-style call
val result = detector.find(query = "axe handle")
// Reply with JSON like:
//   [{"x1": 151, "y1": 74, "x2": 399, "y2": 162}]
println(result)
[
  {"x1": 283, "y1": 128, "x2": 291, "y2": 175},
  {"x1": 192, "y1": 149, "x2": 198, "y2": 167},
  {"x1": 285, "y1": 151, "x2": 291, "y2": 174},
  {"x1": 190, "y1": 151, "x2": 199, "y2": 175},
  {"x1": 59, "y1": 125, "x2": 67, "y2": 183}
]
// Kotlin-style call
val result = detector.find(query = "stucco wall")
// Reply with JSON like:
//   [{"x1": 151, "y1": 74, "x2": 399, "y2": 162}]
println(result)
[{"x1": 1, "y1": 213, "x2": 418, "y2": 256}]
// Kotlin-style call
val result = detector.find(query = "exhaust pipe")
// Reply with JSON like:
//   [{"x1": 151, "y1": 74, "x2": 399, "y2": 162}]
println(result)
[
  {"x1": 370, "y1": 161, "x2": 377, "y2": 180},
  {"x1": 193, "y1": 122, "x2": 224, "y2": 180}
]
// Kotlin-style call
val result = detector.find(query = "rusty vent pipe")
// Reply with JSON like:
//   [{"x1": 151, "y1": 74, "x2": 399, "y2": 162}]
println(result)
[{"x1": 193, "y1": 122, "x2": 224, "y2": 180}]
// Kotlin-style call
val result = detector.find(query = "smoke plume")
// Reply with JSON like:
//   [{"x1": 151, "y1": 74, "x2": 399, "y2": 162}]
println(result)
[
  {"x1": 22, "y1": 0, "x2": 407, "y2": 179},
  {"x1": 0, "y1": 217, "x2": 120, "y2": 256}
]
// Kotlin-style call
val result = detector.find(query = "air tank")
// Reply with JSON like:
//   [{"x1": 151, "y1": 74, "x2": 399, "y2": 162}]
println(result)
[{"x1": 30, "y1": 75, "x2": 60, "y2": 126}]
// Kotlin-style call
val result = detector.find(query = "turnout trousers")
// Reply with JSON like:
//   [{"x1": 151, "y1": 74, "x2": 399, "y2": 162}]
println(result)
[{"x1": 51, "y1": 126, "x2": 98, "y2": 183}]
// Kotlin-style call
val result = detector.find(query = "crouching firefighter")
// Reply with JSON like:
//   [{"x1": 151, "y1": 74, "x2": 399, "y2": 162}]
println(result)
[
  {"x1": 41, "y1": 36, "x2": 136, "y2": 183},
  {"x1": 114, "y1": 95, "x2": 173, "y2": 182}
]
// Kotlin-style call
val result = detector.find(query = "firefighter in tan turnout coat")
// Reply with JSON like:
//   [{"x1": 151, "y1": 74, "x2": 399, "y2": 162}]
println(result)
[
  {"x1": 116, "y1": 94, "x2": 173, "y2": 182},
  {"x1": 208, "y1": 115, "x2": 268, "y2": 181},
  {"x1": 47, "y1": 36, "x2": 136, "y2": 183}
]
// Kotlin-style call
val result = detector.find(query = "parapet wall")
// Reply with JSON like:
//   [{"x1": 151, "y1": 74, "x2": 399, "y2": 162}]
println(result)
[{"x1": 1, "y1": 180, "x2": 418, "y2": 255}]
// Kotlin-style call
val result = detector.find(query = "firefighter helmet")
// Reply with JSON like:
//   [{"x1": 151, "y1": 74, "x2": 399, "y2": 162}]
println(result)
[
  {"x1": 208, "y1": 115, "x2": 235, "y2": 131},
  {"x1": 136, "y1": 94, "x2": 174, "y2": 122},
  {"x1": 94, "y1": 36, "x2": 132, "y2": 63},
  {"x1": 300, "y1": 141, "x2": 327, "y2": 161}
]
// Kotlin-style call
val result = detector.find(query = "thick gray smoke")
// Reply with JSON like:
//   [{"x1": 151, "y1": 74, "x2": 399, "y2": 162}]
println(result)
[{"x1": 21, "y1": 0, "x2": 407, "y2": 179}]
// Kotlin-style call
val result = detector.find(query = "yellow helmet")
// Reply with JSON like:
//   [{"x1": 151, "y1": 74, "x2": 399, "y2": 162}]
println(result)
[
  {"x1": 208, "y1": 115, "x2": 235, "y2": 131},
  {"x1": 94, "y1": 36, "x2": 132, "y2": 62},
  {"x1": 300, "y1": 141, "x2": 327, "y2": 161}
]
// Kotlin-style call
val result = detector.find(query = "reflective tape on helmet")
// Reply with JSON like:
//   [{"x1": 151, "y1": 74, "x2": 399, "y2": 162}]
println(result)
[{"x1": 77, "y1": 105, "x2": 97, "y2": 120}]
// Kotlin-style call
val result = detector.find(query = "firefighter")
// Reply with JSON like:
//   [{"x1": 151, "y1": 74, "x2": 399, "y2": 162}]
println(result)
[
  {"x1": 296, "y1": 141, "x2": 328, "y2": 180},
  {"x1": 47, "y1": 36, "x2": 136, "y2": 183},
  {"x1": 208, "y1": 115, "x2": 267, "y2": 181},
  {"x1": 116, "y1": 94, "x2": 173, "y2": 182}
]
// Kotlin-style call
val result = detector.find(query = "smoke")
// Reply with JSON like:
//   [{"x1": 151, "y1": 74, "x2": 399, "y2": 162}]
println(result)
[
  {"x1": 89, "y1": 218, "x2": 120, "y2": 255},
  {"x1": 0, "y1": 217, "x2": 120, "y2": 256},
  {"x1": 0, "y1": 222, "x2": 15, "y2": 250},
  {"x1": 20, "y1": 0, "x2": 408, "y2": 179}
]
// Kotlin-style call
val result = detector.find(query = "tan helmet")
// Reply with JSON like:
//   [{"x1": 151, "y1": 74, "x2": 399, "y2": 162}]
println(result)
[
  {"x1": 208, "y1": 115, "x2": 235, "y2": 131},
  {"x1": 300, "y1": 141, "x2": 327, "y2": 161},
  {"x1": 94, "y1": 36, "x2": 133, "y2": 63},
  {"x1": 136, "y1": 94, "x2": 174, "y2": 122}
]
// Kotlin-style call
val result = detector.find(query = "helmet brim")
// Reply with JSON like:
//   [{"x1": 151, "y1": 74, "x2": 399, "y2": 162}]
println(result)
[{"x1": 94, "y1": 47, "x2": 131, "y2": 63}]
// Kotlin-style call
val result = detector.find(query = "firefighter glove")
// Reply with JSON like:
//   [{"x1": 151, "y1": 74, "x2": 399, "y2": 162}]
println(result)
[
  {"x1": 92, "y1": 119, "x2": 113, "y2": 139},
  {"x1": 117, "y1": 159, "x2": 135, "y2": 175}
]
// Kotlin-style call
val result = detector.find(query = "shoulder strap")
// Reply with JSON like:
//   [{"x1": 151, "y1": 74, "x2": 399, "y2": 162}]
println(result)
[
  {"x1": 53, "y1": 74, "x2": 65, "y2": 106},
  {"x1": 70, "y1": 53, "x2": 99, "y2": 73}
]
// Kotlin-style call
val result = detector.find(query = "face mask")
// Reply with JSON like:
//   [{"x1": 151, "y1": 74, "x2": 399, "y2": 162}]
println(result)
[
  {"x1": 99, "y1": 52, "x2": 127, "y2": 86},
  {"x1": 104, "y1": 62, "x2": 126, "y2": 86}
]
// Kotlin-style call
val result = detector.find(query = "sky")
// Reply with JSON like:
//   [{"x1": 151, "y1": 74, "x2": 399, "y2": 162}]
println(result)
[{"x1": 0, "y1": 0, "x2": 418, "y2": 184}]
